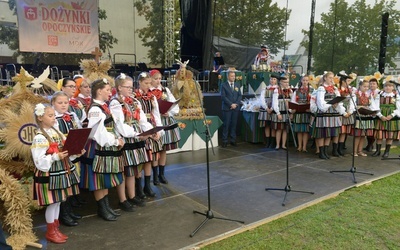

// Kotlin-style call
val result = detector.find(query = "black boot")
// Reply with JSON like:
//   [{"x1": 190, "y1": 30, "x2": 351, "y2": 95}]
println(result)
[
  {"x1": 382, "y1": 144, "x2": 391, "y2": 159},
  {"x1": 143, "y1": 176, "x2": 156, "y2": 197},
  {"x1": 97, "y1": 197, "x2": 117, "y2": 221},
  {"x1": 66, "y1": 197, "x2": 82, "y2": 220},
  {"x1": 265, "y1": 137, "x2": 271, "y2": 148},
  {"x1": 337, "y1": 142, "x2": 345, "y2": 156},
  {"x1": 332, "y1": 143, "x2": 340, "y2": 157},
  {"x1": 323, "y1": 145, "x2": 330, "y2": 159},
  {"x1": 372, "y1": 144, "x2": 382, "y2": 157},
  {"x1": 68, "y1": 195, "x2": 81, "y2": 208},
  {"x1": 104, "y1": 194, "x2": 121, "y2": 217},
  {"x1": 135, "y1": 177, "x2": 147, "y2": 200},
  {"x1": 152, "y1": 166, "x2": 160, "y2": 185},
  {"x1": 318, "y1": 146, "x2": 327, "y2": 159},
  {"x1": 74, "y1": 194, "x2": 88, "y2": 205},
  {"x1": 59, "y1": 201, "x2": 78, "y2": 226},
  {"x1": 158, "y1": 165, "x2": 168, "y2": 184},
  {"x1": 269, "y1": 137, "x2": 276, "y2": 149}
]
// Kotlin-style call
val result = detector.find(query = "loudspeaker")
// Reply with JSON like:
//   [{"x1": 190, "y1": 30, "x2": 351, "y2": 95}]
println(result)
[{"x1": 378, "y1": 12, "x2": 389, "y2": 74}]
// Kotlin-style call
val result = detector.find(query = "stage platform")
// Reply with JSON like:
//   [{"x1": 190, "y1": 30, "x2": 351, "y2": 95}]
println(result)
[{"x1": 27, "y1": 139, "x2": 400, "y2": 250}]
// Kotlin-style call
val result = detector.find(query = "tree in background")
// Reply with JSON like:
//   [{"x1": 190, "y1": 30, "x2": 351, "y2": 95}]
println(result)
[
  {"x1": 301, "y1": 0, "x2": 400, "y2": 75},
  {"x1": 0, "y1": 0, "x2": 118, "y2": 67},
  {"x1": 135, "y1": 0, "x2": 289, "y2": 65},
  {"x1": 213, "y1": 0, "x2": 290, "y2": 56},
  {"x1": 134, "y1": 0, "x2": 181, "y2": 67}
]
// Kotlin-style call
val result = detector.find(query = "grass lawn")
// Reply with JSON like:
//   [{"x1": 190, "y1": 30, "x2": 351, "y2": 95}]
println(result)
[{"x1": 203, "y1": 147, "x2": 400, "y2": 250}]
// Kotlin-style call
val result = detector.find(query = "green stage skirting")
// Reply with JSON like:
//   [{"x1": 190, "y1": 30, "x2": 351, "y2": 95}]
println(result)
[
  {"x1": 176, "y1": 116, "x2": 223, "y2": 148},
  {"x1": 241, "y1": 111, "x2": 264, "y2": 143}
]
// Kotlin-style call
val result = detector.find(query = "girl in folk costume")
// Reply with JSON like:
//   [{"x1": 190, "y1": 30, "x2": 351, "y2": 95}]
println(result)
[
  {"x1": 312, "y1": 71, "x2": 346, "y2": 159},
  {"x1": 337, "y1": 73, "x2": 356, "y2": 156},
  {"x1": 134, "y1": 72, "x2": 164, "y2": 198},
  {"x1": 258, "y1": 74, "x2": 279, "y2": 148},
  {"x1": 351, "y1": 80, "x2": 376, "y2": 156},
  {"x1": 58, "y1": 78, "x2": 87, "y2": 127},
  {"x1": 109, "y1": 73, "x2": 150, "y2": 211},
  {"x1": 291, "y1": 75, "x2": 312, "y2": 152},
  {"x1": 85, "y1": 78, "x2": 125, "y2": 221},
  {"x1": 51, "y1": 91, "x2": 82, "y2": 227},
  {"x1": 271, "y1": 76, "x2": 293, "y2": 150},
  {"x1": 364, "y1": 78, "x2": 381, "y2": 152},
  {"x1": 74, "y1": 76, "x2": 92, "y2": 116},
  {"x1": 31, "y1": 104, "x2": 84, "y2": 244},
  {"x1": 371, "y1": 80, "x2": 400, "y2": 158},
  {"x1": 150, "y1": 69, "x2": 180, "y2": 185}
]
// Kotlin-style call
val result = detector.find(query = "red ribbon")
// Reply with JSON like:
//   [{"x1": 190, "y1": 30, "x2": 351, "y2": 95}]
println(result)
[
  {"x1": 63, "y1": 114, "x2": 72, "y2": 122},
  {"x1": 84, "y1": 97, "x2": 91, "y2": 106},
  {"x1": 325, "y1": 85, "x2": 335, "y2": 93},
  {"x1": 46, "y1": 142, "x2": 60, "y2": 155},
  {"x1": 133, "y1": 108, "x2": 141, "y2": 121},
  {"x1": 102, "y1": 104, "x2": 110, "y2": 114},
  {"x1": 69, "y1": 99, "x2": 78, "y2": 108},
  {"x1": 151, "y1": 89, "x2": 163, "y2": 99},
  {"x1": 124, "y1": 96, "x2": 134, "y2": 105}
]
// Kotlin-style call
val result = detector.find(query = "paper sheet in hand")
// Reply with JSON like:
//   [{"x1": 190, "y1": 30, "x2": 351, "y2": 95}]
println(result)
[
  {"x1": 62, "y1": 128, "x2": 92, "y2": 155},
  {"x1": 288, "y1": 102, "x2": 310, "y2": 113},
  {"x1": 138, "y1": 126, "x2": 169, "y2": 137},
  {"x1": 327, "y1": 96, "x2": 346, "y2": 105},
  {"x1": 157, "y1": 99, "x2": 180, "y2": 114}
]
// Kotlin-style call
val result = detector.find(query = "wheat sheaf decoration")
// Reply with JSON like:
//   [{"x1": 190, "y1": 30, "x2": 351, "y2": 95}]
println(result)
[{"x1": 80, "y1": 59, "x2": 115, "y2": 86}]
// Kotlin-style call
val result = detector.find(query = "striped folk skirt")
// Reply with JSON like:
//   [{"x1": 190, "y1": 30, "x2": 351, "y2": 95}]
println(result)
[
  {"x1": 292, "y1": 112, "x2": 311, "y2": 133},
  {"x1": 82, "y1": 140, "x2": 123, "y2": 191},
  {"x1": 34, "y1": 160, "x2": 80, "y2": 206},
  {"x1": 311, "y1": 109, "x2": 342, "y2": 138},
  {"x1": 340, "y1": 114, "x2": 355, "y2": 134},
  {"x1": 146, "y1": 137, "x2": 163, "y2": 161},
  {"x1": 374, "y1": 105, "x2": 400, "y2": 139},
  {"x1": 161, "y1": 116, "x2": 180, "y2": 151},
  {"x1": 258, "y1": 109, "x2": 272, "y2": 127},
  {"x1": 350, "y1": 115, "x2": 375, "y2": 137}
]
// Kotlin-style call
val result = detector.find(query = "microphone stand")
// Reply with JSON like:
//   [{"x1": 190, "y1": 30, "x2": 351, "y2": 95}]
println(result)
[
  {"x1": 330, "y1": 88, "x2": 373, "y2": 183},
  {"x1": 265, "y1": 81, "x2": 314, "y2": 206},
  {"x1": 189, "y1": 68, "x2": 244, "y2": 237}
]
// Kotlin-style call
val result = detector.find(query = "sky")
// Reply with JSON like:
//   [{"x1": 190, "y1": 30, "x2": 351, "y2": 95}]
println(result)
[{"x1": 273, "y1": 0, "x2": 400, "y2": 58}]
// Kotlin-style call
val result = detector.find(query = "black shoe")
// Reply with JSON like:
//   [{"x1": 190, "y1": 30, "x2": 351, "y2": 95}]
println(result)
[
  {"x1": 104, "y1": 195, "x2": 121, "y2": 217},
  {"x1": 60, "y1": 201, "x2": 78, "y2": 226},
  {"x1": 128, "y1": 196, "x2": 146, "y2": 207},
  {"x1": 135, "y1": 177, "x2": 147, "y2": 200},
  {"x1": 118, "y1": 200, "x2": 136, "y2": 212},
  {"x1": 222, "y1": 142, "x2": 227, "y2": 148},
  {"x1": 143, "y1": 176, "x2": 156, "y2": 197},
  {"x1": 158, "y1": 166, "x2": 168, "y2": 184},
  {"x1": 230, "y1": 142, "x2": 237, "y2": 146},
  {"x1": 65, "y1": 198, "x2": 82, "y2": 220},
  {"x1": 97, "y1": 197, "x2": 117, "y2": 221},
  {"x1": 69, "y1": 211, "x2": 82, "y2": 220},
  {"x1": 153, "y1": 167, "x2": 160, "y2": 186}
]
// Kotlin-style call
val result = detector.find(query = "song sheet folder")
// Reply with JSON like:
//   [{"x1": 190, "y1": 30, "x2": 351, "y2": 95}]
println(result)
[
  {"x1": 138, "y1": 126, "x2": 170, "y2": 137},
  {"x1": 62, "y1": 128, "x2": 92, "y2": 155},
  {"x1": 288, "y1": 102, "x2": 310, "y2": 113},
  {"x1": 157, "y1": 98, "x2": 180, "y2": 114},
  {"x1": 327, "y1": 96, "x2": 346, "y2": 105}
]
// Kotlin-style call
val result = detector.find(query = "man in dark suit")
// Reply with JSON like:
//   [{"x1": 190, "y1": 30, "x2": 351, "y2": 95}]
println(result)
[{"x1": 221, "y1": 70, "x2": 242, "y2": 147}]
